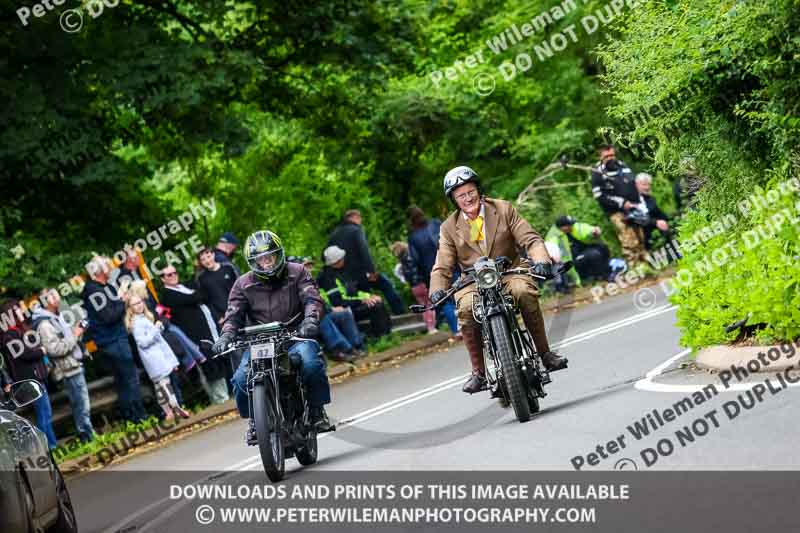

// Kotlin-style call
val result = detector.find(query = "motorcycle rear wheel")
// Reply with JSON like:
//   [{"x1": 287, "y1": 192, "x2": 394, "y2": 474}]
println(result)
[
  {"x1": 490, "y1": 315, "x2": 530, "y2": 423},
  {"x1": 253, "y1": 382, "x2": 285, "y2": 482}
]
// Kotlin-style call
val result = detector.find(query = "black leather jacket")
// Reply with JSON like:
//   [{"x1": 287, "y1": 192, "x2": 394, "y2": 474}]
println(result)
[
  {"x1": 591, "y1": 159, "x2": 639, "y2": 215},
  {"x1": 221, "y1": 262, "x2": 324, "y2": 335}
]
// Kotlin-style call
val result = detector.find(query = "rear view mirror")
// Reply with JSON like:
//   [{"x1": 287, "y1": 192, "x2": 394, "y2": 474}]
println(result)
[{"x1": 10, "y1": 380, "x2": 44, "y2": 408}]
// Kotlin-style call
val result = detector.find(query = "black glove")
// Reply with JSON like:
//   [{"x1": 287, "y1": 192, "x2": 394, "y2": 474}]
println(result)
[
  {"x1": 212, "y1": 332, "x2": 235, "y2": 355},
  {"x1": 430, "y1": 289, "x2": 447, "y2": 306},
  {"x1": 531, "y1": 262, "x2": 554, "y2": 279},
  {"x1": 298, "y1": 317, "x2": 320, "y2": 339}
]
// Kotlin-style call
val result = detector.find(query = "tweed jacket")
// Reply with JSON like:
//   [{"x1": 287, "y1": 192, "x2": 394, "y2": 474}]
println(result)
[{"x1": 429, "y1": 197, "x2": 550, "y2": 294}]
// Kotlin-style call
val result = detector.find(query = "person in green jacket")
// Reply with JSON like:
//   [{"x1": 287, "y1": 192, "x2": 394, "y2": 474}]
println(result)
[
  {"x1": 317, "y1": 246, "x2": 392, "y2": 337},
  {"x1": 545, "y1": 215, "x2": 611, "y2": 287}
]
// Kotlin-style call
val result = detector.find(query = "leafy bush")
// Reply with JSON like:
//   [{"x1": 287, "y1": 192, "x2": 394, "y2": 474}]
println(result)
[
  {"x1": 598, "y1": 0, "x2": 800, "y2": 348},
  {"x1": 672, "y1": 176, "x2": 800, "y2": 348}
]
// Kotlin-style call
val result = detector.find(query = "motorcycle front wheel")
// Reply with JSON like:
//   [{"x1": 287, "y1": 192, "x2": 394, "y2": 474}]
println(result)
[
  {"x1": 490, "y1": 314, "x2": 531, "y2": 423},
  {"x1": 253, "y1": 381, "x2": 285, "y2": 482}
]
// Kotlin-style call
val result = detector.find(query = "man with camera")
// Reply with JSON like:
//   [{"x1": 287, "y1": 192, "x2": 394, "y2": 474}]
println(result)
[
  {"x1": 429, "y1": 166, "x2": 568, "y2": 395},
  {"x1": 33, "y1": 288, "x2": 96, "y2": 443},
  {"x1": 590, "y1": 144, "x2": 648, "y2": 266}
]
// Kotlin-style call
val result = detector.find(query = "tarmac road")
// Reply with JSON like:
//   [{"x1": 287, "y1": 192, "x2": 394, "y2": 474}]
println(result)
[{"x1": 66, "y1": 289, "x2": 800, "y2": 532}]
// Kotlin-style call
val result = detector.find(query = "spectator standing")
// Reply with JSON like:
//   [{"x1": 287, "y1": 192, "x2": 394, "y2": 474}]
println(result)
[
  {"x1": 545, "y1": 216, "x2": 611, "y2": 286},
  {"x1": 128, "y1": 281, "x2": 190, "y2": 406},
  {"x1": 317, "y1": 246, "x2": 392, "y2": 338},
  {"x1": 406, "y1": 206, "x2": 458, "y2": 335},
  {"x1": 196, "y1": 247, "x2": 238, "y2": 392},
  {"x1": 391, "y1": 241, "x2": 437, "y2": 335},
  {"x1": 327, "y1": 209, "x2": 405, "y2": 315},
  {"x1": 32, "y1": 289, "x2": 95, "y2": 443},
  {"x1": 196, "y1": 247, "x2": 239, "y2": 324},
  {"x1": 81, "y1": 256, "x2": 147, "y2": 423},
  {"x1": 590, "y1": 144, "x2": 648, "y2": 266},
  {"x1": 128, "y1": 281, "x2": 205, "y2": 375},
  {"x1": 125, "y1": 295, "x2": 190, "y2": 421},
  {"x1": 111, "y1": 248, "x2": 152, "y2": 297},
  {"x1": 158, "y1": 265, "x2": 230, "y2": 405},
  {"x1": 215, "y1": 232, "x2": 241, "y2": 276},
  {"x1": 0, "y1": 299, "x2": 58, "y2": 448}
]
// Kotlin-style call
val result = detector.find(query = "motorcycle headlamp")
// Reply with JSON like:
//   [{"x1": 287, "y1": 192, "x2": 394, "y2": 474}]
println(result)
[{"x1": 476, "y1": 267, "x2": 500, "y2": 289}]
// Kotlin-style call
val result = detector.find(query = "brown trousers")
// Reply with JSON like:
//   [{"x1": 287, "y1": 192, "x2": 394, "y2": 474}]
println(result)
[
  {"x1": 609, "y1": 212, "x2": 648, "y2": 265},
  {"x1": 455, "y1": 274, "x2": 550, "y2": 356}
]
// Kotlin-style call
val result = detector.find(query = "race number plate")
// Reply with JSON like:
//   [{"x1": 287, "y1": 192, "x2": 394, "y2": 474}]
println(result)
[{"x1": 251, "y1": 342, "x2": 276, "y2": 360}]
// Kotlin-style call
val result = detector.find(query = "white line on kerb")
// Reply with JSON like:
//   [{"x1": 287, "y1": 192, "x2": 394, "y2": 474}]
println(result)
[{"x1": 635, "y1": 349, "x2": 800, "y2": 393}]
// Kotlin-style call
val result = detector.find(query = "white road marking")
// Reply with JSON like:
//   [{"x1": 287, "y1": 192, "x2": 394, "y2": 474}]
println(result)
[{"x1": 635, "y1": 349, "x2": 800, "y2": 393}]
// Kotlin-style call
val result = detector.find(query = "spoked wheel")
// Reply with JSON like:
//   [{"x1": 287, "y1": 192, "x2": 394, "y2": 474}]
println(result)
[
  {"x1": 48, "y1": 464, "x2": 78, "y2": 533},
  {"x1": 253, "y1": 382, "x2": 285, "y2": 482},
  {"x1": 490, "y1": 315, "x2": 530, "y2": 423},
  {"x1": 295, "y1": 422, "x2": 318, "y2": 466}
]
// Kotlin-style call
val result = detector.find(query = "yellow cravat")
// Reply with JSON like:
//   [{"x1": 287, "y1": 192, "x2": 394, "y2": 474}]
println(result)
[{"x1": 469, "y1": 215, "x2": 485, "y2": 243}]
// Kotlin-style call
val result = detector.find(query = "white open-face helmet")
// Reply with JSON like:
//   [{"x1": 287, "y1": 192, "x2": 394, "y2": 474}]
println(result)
[{"x1": 443, "y1": 166, "x2": 480, "y2": 200}]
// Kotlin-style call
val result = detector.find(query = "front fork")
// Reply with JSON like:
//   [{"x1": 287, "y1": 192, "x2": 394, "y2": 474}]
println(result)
[
  {"x1": 474, "y1": 296, "x2": 509, "y2": 397},
  {"x1": 477, "y1": 296, "x2": 549, "y2": 398},
  {"x1": 247, "y1": 364, "x2": 284, "y2": 431}
]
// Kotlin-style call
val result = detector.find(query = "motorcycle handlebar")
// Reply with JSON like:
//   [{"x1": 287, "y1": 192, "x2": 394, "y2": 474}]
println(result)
[
  {"x1": 409, "y1": 261, "x2": 573, "y2": 314},
  {"x1": 206, "y1": 326, "x2": 302, "y2": 358}
]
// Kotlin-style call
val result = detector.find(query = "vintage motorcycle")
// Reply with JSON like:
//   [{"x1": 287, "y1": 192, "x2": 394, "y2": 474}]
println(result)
[
  {"x1": 213, "y1": 318, "x2": 328, "y2": 482},
  {"x1": 412, "y1": 257, "x2": 572, "y2": 423}
]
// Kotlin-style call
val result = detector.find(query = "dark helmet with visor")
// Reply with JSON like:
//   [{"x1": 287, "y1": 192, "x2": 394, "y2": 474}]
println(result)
[
  {"x1": 245, "y1": 230, "x2": 286, "y2": 280},
  {"x1": 443, "y1": 166, "x2": 481, "y2": 200}
]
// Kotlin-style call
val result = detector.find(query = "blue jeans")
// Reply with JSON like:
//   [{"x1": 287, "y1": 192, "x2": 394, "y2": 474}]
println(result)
[
  {"x1": 438, "y1": 299, "x2": 459, "y2": 333},
  {"x1": 63, "y1": 371, "x2": 94, "y2": 442},
  {"x1": 231, "y1": 340, "x2": 330, "y2": 418},
  {"x1": 102, "y1": 337, "x2": 146, "y2": 423},
  {"x1": 366, "y1": 274, "x2": 405, "y2": 315},
  {"x1": 169, "y1": 372, "x2": 184, "y2": 407},
  {"x1": 320, "y1": 310, "x2": 365, "y2": 353},
  {"x1": 168, "y1": 324, "x2": 207, "y2": 371},
  {"x1": 33, "y1": 386, "x2": 57, "y2": 449}
]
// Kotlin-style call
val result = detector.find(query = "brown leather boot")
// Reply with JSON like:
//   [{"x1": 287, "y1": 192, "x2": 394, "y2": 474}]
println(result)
[
  {"x1": 541, "y1": 351, "x2": 568, "y2": 372},
  {"x1": 519, "y1": 298, "x2": 568, "y2": 371},
  {"x1": 460, "y1": 323, "x2": 487, "y2": 394},
  {"x1": 518, "y1": 297, "x2": 551, "y2": 354}
]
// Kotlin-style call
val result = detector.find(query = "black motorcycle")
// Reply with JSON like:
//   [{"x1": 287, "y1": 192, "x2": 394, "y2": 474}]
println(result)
[
  {"x1": 412, "y1": 257, "x2": 571, "y2": 423},
  {"x1": 213, "y1": 318, "x2": 326, "y2": 481}
]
